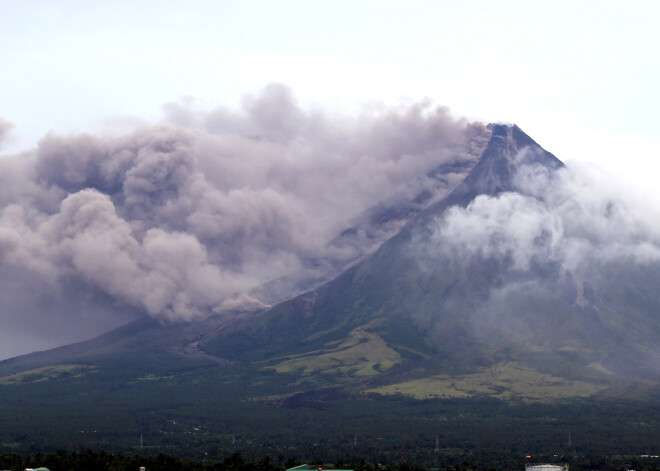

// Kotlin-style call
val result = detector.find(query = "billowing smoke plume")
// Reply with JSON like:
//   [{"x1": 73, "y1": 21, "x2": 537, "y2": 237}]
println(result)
[{"x1": 0, "y1": 84, "x2": 485, "y2": 356}]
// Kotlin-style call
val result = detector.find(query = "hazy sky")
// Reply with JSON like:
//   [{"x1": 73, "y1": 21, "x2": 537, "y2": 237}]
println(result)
[{"x1": 2, "y1": 1, "x2": 659, "y2": 192}]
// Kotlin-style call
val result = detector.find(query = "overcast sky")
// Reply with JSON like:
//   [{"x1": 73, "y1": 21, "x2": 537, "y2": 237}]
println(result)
[
  {"x1": 1, "y1": 1, "x2": 659, "y2": 359},
  {"x1": 2, "y1": 1, "x2": 659, "y2": 192}
]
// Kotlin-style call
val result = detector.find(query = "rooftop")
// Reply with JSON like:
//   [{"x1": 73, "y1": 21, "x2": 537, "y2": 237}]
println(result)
[{"x1": 287, "y1": 465, "x2": 353, "y2": 471}]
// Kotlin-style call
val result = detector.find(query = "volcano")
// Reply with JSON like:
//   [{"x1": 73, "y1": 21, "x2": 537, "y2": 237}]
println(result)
[
  {"x1": 3, "y1": 124, "x2": 660, "y2": 456},
  {"x1": 203, "y1": 124, "x2": 660, "y2": 388}
]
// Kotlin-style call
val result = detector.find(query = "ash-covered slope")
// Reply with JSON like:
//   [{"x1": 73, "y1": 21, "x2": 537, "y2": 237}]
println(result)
[
  {"x1": 250, "y1": 134, "x2": 488, "y2": 305},
  {"x1": 204, "y1": 124, "x2": 660, "y2": 386},
  {"x1": 411, "y1": 123, "x2": 563, "y2": 220}
]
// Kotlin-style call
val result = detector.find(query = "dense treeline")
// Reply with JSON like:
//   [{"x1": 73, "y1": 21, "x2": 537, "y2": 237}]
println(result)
[
  {"x1": 1, "y1": 451, "x2": 269, "y2": 471},
  {"x1": 3, "y1": 356, "x2": 660, "y2": 467},
  {"x1": 4, "y1": 391, "x2": 660, "y2": 461},
  {"x1": 1, "y1": 450, "x2": 660, "y2": 471}
]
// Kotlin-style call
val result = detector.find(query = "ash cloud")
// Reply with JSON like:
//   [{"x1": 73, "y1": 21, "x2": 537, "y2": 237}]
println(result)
[{"x1": 0, "y1": 85, "x2": 485, "y2": 356}]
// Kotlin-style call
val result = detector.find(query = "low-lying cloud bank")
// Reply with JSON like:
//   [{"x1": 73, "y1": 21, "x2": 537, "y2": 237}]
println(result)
[
  {"x1": 0, "y1": 84, "x2": 484, "y2": 339},
  {"x1": 414, "y1": 153, "x2": 660, "y2": 362},
  {"x1": 428, "y1": 159, "x2": 660, "y2": 273}
]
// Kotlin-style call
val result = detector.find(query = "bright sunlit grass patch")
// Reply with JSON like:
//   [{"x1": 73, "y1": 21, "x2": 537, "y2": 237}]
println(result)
[
  {"x1": 0, "y1": 364, "x2": 97, "y2": 385},
  {"x1": 365, "y1": 362, "x2": 606, "y2": 401},
  {"x1": 267, "y1": 320, "x2": 402, "y2": 377}
]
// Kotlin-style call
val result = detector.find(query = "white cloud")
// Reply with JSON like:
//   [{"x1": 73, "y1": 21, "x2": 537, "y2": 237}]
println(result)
[{"x1": 425, "y1": 159, "x2": 660, "y2": 274}]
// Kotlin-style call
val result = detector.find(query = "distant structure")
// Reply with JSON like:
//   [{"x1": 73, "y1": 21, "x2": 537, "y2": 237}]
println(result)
[
  {"x1": 287, "y1": 465, "x2": 353, "y2": 471},
  {"x1": 525, "y1": 465, "x2": 568, "y2": 471}
]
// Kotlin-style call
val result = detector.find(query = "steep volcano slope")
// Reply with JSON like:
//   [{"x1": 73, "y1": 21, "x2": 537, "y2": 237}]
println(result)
[
  {"x1": 251, "y1": 135, "x2": 488, "y2": 305},
  {"x1": 203, "y1": 124, "x2": 660, "y2": 390}
]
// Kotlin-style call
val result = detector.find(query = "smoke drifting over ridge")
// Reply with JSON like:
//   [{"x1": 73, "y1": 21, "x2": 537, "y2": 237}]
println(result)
[
  {"x1": 0, "y1": 84, "x2": 485, "y2": 356},
  {"x1": 428, "y1": 156, "x2": 660, "y2": 272},
  {"x1": 415, "y1": 149, "x2": 660, "y2": 360}
]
